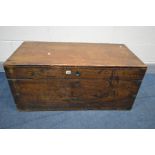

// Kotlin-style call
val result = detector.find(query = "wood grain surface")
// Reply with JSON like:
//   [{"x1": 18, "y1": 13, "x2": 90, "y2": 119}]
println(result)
[
  {"x1": 8, "y1": 79, "x2": 140, "y2": 110},
  {"x1": 4, "y1": 42, "x2": 146, "y2": 67},
  {"x1": 4, "y1": 66, "x2": 146, "y2": 80},
  {"x1": 4, "y1": 42, "x2": 147, "y2": 111}
]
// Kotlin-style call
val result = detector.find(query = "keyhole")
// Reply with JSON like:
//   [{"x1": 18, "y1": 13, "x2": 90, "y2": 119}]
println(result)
[{"x1": 76, "y1": 71, "x2": 80, "y2": 76}]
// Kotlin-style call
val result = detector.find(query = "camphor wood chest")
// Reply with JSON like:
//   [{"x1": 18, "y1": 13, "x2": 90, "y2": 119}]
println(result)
[{"x1": 4, "y1": 42, "x2": 147, "y2": 111}]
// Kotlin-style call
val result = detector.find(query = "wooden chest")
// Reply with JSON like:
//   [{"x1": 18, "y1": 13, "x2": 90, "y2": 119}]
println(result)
[{"x1": 4, "y1": 42, "x2": 147, "y2": 111}]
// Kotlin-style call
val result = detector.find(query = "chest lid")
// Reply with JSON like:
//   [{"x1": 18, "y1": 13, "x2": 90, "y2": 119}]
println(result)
[
  {"x1": 4, "y1": 42, "x2": 147, "y2": 80},
  {"x1": 4, "y1": 42, "x2": 146, "y2": 67}
]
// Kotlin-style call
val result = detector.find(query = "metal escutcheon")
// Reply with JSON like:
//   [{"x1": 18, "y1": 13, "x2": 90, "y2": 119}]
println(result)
[{"x1": 75, "y1": 71, "x2": 80, "y2": 76}]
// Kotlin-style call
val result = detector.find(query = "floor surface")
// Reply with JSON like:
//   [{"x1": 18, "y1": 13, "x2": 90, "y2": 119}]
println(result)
[{"x1": 0, "y1": 72, "x2": 155, "y2": 129}]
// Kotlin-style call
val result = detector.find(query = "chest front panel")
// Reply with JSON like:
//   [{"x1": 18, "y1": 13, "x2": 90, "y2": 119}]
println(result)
[{"x1": 6, "y1": 66, "x2": 146, "y2": 110}]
